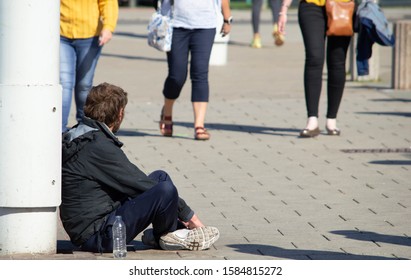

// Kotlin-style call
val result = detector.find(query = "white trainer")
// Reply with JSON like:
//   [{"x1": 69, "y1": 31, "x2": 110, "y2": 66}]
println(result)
[{"x1": 159, "y1": 226, "x2": 220, "y2": 251}]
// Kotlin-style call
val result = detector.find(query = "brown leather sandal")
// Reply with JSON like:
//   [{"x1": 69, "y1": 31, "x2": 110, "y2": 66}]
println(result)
[
  {"x1": 160, "y1": 107, "x2": 173, "y2": 137},
  {"x1": 194, "y1": 127, "x2": 210, "y2": 141}
]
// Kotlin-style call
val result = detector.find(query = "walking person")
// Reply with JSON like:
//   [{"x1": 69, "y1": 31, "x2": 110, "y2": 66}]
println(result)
[
  {"x1": 250, "y1": 0, "x2": 285, "y2": 48},
  {"x1": 159, "y1": 0, "x2": 232, "y2": 140},
  {"x1": 278, "y1": 0, "x2": 352, "y2": 137},
  {"x1": 60, "y1": 0, "x2": 118, "y2": 133},
  {"x1": 61, "y1": 83, "x2": 220, "y2": 253}
]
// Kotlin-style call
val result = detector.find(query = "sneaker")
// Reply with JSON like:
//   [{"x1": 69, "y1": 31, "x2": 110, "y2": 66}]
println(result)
[
  {"x1": 250, "y1": 35, "x2": 262, "y2": 49},
  {"x1": 141, "y1": 228, "x2": 159, "y2": 248},
  {"x1": 159, "y1": 226, "x2": 220, "y2": 251},
  {"x1": 273, "y1": 24, "x2": 285, "y2": 46}
]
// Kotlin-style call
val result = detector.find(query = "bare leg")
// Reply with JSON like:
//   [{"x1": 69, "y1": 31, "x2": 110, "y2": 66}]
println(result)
[
  {"x1": 163, "y1": 98, "x2": 175, "y2": 117},
  {"x1": 160, "y1": 98, "x2": 175, "y2": 136},
  {"x1": 193, "y1": 102, "x2": 210, "y2": 140},
  {"x1": 193, "y1": 101, "x2": 207, "y2": 128}
]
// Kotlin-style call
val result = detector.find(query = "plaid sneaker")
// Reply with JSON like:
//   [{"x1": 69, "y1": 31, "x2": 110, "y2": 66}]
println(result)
[
  {"x1": 141, "y1": 228, "x2": 159, "y2": 248},
  {"x1": 159, "y1": 226, "x2": 220, "y2": 251}
]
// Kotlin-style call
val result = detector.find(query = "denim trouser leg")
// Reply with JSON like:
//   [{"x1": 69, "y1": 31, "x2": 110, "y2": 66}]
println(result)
[
  {"x1": 60, "y1": 36, "x2": 102, "y2": 132},
  {"x1": 60, "y1": 38, "x2": 76, "y2": 132}
]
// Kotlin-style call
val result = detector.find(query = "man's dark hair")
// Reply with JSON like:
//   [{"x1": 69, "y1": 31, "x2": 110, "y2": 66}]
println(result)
[{"x1": 84, "y1": 83, "x2": 128, "y2": 127}]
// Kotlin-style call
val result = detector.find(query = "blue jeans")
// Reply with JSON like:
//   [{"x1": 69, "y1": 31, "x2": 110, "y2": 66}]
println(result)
[
  {"x1": 163, "y1": 28, "x2": 216, "y2": 102},
  {"x1": 81, "y1": 170, "x2": 181, "y2": 253},
  {"x1": 60, "y1": 36, "x2": 102, "y2": 132}
]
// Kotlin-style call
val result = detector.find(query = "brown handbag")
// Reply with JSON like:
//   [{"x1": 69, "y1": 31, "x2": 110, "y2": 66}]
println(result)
[{"x1": 325, "y1": 0, "x2": 355, "y2": 36}]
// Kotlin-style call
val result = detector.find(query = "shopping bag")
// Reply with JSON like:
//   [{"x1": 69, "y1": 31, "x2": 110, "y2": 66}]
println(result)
[{"x1": 147, "y1": 1, "x2": 173, "y2": 52}]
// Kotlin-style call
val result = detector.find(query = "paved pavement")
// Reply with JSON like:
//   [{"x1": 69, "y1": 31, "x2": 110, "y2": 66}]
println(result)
[{"x1": 3, "y1": 7, "x2": 411, "y2": 260}]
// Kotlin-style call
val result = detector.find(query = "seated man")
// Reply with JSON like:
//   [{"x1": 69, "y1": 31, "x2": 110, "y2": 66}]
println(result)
[{"x1": 60, "y1": 82, "x2": 219, "y2": 253}]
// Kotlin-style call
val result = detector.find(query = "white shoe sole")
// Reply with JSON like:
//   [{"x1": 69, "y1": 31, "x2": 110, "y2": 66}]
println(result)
[{"x1": 159, "y1": 226, "x2": 220, "y2": 251}]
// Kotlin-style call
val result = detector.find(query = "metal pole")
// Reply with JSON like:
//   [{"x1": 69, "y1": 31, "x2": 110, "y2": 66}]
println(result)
[{"x1": 0, "y1": 0, "x2": 61, "y2": 254}]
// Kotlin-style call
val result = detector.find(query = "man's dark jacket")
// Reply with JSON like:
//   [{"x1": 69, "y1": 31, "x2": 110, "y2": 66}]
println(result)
[{"x1": 61, "y1": 117, "x2": 192, "y2": 246}]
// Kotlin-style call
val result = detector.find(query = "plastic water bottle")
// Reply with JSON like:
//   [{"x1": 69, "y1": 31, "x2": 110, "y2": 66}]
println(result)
[{"x1": 112, "y1": 215, "x2": 127, "y2": 259}]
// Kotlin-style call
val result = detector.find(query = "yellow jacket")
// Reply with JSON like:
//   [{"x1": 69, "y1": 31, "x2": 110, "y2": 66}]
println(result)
[
  {"x1": 60, "y1": 0, "x2": 118, "y2": 39},
  {"x1": 305, "y1": 0, "x2": 351, "y2": 6}
]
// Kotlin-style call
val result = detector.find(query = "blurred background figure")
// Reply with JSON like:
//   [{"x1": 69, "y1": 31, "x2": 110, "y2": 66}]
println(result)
[
  {"x1": 251, "y1": 0, "x2": 285, "y2": 48},
  {"x1": 278, "y1": 0, "x2": 351, "y2": 137},
  {"x1": 159, "y1": 0, "x2": 232, "y2": 141},
  {"x1": 60, "y1": 0, "x2": 119, "y2": 133}
]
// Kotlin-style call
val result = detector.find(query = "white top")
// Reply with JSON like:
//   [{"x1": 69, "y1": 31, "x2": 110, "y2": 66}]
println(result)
[{"x1": 161, "y1": 0, "x2": 221, "y2": 29}]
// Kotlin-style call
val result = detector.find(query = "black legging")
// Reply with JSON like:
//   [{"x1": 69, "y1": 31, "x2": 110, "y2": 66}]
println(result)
[{"x1": 298, "y1": 1, "x2": 351, "y2": 119}]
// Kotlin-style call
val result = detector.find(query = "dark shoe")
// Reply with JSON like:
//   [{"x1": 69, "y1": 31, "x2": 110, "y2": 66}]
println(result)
[
  {"x1": 159, "y1": 107, "x2": 173, "y2": 137},
  {"x1": 142, "y1": 228, "x2": 159, "y2": 248},
  {"x1": 194, "y1": 127, "x2": 210, "y2": 141},
  {"x1": 299, "y1": 127, "x2": 320, "y2": 138},
  {"x1": 326, "y1": 127, "x2": 341, "y2": 136}
]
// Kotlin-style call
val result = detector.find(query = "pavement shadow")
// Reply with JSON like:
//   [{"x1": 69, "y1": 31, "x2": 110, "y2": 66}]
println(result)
[
  {"x1": 174, "y1": 121, "x2": 300, "y2": 137},
  {"x1": 115, "y1": 123, "x2": 300, "y2": 138},
  {"x1": 116, "y1": 128, "x2": 154, "y2": 137},
  {"x1": 370, "y1": 98, "x2": 411, "y2": 103},
  {"x1": 116, "y1": 127, "x2": 195, "y2": 140},
  {"x1": 369, "y1": 160, "x2": 411, "y2": 165},
  {"x1": 330, "y1": 230, "x2": 411, "y2": 247},
  {"x1": 57, "y1": 240, "x2": 146, "y2": 254},
  {"x1": 114, "y1": 31, "x2": 146, "y2": 39},
  {"x1": 227, "y1": 244, "x2": 405, "y2": 260},
  {"x1": 102, "y1": 32, "x2": 168, "y2": 62},
  {"x1": 101, "y1": 52, "x2": 166, "y2": 62},
  {"x1": 357, "y1": 112, "x2": 411, "y2": 118}
]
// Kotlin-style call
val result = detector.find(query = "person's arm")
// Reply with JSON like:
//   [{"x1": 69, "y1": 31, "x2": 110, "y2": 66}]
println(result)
[
  {"x1": 220, "y1": 0, "x2": 232, "y2": 37},
  {"x1": 278, "y1": 0, "x2": 293, "y2": 35},
  {"x1": 98, "y1": 0, "x2": 119, "y2": 46}
]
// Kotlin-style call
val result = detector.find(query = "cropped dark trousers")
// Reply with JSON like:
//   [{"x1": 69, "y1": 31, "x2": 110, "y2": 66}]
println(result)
[
  {"x1": 163, "y1": 27, "x2": 216, "y2": 102},
  {"x1": 298, "y1": 1, "x2": 351, "y2": 119}
]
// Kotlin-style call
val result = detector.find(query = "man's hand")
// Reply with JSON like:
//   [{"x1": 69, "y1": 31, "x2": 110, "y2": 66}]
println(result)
[{"x1": 181, "y1": 214, "x2": 204, "y2": 229}]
